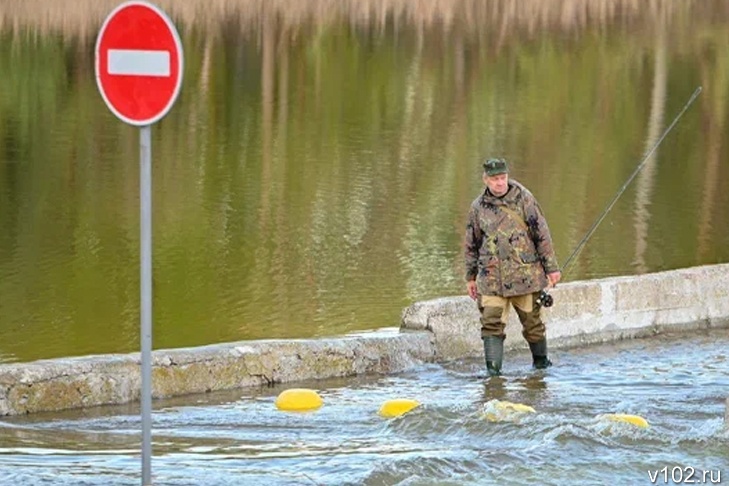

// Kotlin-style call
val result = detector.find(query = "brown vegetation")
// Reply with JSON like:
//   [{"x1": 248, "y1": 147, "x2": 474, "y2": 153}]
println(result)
[{"x1": 1, "y1": 0, "x2": 724, "y2": 38}]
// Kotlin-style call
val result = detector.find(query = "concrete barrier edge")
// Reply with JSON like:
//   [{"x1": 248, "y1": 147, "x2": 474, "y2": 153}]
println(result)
[{"x1": 1, "y1": 263, "x2": 728, "y2": 417}]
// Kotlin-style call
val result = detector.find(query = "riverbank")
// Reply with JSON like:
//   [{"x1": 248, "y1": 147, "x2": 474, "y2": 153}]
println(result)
[{"x1": 1, "y1": 263, "x2": 728, "y2": 418}]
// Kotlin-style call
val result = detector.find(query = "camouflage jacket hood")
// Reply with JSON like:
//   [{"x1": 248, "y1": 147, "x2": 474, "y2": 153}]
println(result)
[{"x1": 464, "y1": 179, "x2": 559, "y2": 297}]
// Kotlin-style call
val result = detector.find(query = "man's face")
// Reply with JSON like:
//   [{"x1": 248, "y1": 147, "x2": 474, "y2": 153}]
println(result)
[{"x1": 484, "y1": 173, "x2": 509, "y2": 196}]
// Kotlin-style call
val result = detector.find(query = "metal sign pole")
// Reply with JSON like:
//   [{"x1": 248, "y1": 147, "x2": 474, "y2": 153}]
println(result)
[
  {"x1": 95, "y1": 4, "x2": 183, "y2": 484},
  {"x1": 140, "y1": 125, "x2": 153, "y2": 485}
]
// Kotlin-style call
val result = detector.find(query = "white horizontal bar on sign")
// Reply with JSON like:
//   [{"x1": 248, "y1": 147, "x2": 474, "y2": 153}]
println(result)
[{"x1": 108, "y1": 49, "x2": 170, "y2": 77}]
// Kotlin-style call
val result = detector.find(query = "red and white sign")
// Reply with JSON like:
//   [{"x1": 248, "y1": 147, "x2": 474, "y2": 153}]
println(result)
[{"x1": 95, "y1": 1, "x2": 183, "y2": 126}]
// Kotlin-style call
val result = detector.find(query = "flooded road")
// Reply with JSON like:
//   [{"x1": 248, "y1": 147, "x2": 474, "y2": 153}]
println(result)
[{"x1": 1, "y1": 329, "x2": 727, "y2": 485}]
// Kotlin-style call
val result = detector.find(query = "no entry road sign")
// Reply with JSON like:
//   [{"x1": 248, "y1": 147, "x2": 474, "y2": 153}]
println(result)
[
  {"x1": 95, "y1": 1, "x2": 183, "y2": 126},
  {"x1": 95, "y1": 3, "x2": 186, "y2": 484}
]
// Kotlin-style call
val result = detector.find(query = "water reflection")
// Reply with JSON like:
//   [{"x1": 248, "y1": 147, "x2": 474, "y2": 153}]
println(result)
[
  {"x1": 1, "y1": 1, "x2": 728, "y2": 361},
  {"x1": 483, "y1": 376, "x2": 509, "y2": 402},
  {"x1": 632, "y1": 24, "x2": 667, "y2": 274},
  {"x1": 482, "y1": 374, "x2": 549, "y2": 403}
]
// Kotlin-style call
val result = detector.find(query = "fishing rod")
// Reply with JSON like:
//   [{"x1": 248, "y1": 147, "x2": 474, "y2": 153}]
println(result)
[{"x1": 536, "y1": 86, "x2": 703, "y2": 309}]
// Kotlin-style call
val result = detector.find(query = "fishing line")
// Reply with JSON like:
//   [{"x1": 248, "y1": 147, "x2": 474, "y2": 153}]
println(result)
[{"x1": 537, "y1": 86, "x2": 702, "y2": 308}]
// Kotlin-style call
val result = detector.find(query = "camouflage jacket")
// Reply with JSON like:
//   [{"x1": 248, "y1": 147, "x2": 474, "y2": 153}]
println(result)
[{"x1": 464, "y1": 179, "x2": 559, "y2": 297}]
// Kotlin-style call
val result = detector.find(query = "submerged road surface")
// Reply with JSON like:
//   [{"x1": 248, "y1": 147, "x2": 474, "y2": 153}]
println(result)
[{"x1": 0, "y1": 329, "x2": 727, "y2": 485}]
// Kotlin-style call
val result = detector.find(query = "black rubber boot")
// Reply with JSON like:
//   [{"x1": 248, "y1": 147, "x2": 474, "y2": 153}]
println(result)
[
  {"x1": 483, "y1": 336, "x2": 504, "y2": 376},
  {"x1": 529, "y1": 339, "x2": 552, "y2": 369}
]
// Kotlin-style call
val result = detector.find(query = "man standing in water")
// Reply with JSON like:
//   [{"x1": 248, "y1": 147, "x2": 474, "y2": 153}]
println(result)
[{"x1": 464, "y1": 158, "x2": 561, "y2": 376}]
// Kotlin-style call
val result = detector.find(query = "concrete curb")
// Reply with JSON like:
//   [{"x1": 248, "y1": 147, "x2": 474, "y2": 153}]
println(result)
[
  {"x1": 0, "y1": 330, "x2": 434, "y2": 416},
  {"x1": 1, "y1": 263, "x2": 728, "y2": 417},
  {"x1": 402, "y1": 263, "x2": 729, "y2": 359}
]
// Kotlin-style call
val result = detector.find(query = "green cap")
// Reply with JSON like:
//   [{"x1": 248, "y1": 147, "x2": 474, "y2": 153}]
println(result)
[{"x1": 483, "y1": 158, "x2": 508, "y2": 176}]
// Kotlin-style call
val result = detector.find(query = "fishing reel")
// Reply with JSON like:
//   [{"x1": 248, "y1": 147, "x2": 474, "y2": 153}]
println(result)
[{"x1": 535, "y1": 289, "x2": 554, "y2": 309}]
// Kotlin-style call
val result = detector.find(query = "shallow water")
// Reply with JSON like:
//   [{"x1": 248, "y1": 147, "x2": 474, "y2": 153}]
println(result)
[{"x1": 1, "y1": 329, "x2": 727, "y2": 485}]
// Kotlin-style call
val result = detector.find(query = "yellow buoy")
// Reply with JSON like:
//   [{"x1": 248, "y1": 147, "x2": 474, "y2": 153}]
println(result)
[
  {"x1": 482, "y1": 400, "x2": 536, "y2": 422},
  {"x1": 495, "y1": 401, "x2": 536, "y2": 414},
  {"x1": 378, "y1": 398, "x2": 421, "y2": 418},
  {"x1": 275, "y1": 388, "x2": 323, "y2": 412},
  {"x1": 599, "y1": 413, "x2": 649, "y2": 428}
]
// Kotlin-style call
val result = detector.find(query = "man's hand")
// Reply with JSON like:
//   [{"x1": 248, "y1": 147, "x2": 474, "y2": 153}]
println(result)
[
  {"x1": 467, "y1": 280, "x2": 478, "y2": 300},
  {"x1": 547, "y1": 271, "x2": 562, "y2": 288}
]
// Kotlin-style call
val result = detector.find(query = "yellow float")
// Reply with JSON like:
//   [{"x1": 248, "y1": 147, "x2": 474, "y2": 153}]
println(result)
[
  {"x1": 599, "y1": 413, "x2": 649, "y2": 428},
  {"x1": 378, "y1": 398, "x2": 421, "y2": 418},
  {"x1": 482, "y1": 400, "x2": 536, "y2": 422},
  {"x1": 274, "y1": 388, "x2": 323, "y2": 412}
]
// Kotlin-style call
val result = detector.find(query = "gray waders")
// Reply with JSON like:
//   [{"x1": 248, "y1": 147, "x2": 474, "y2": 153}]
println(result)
[
  {"x1": 529, "y1": 339, "x2": 552, "y2": 369},
  {"x1": 482, "y1": 336, "x2": 504, "y2": 376}
]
